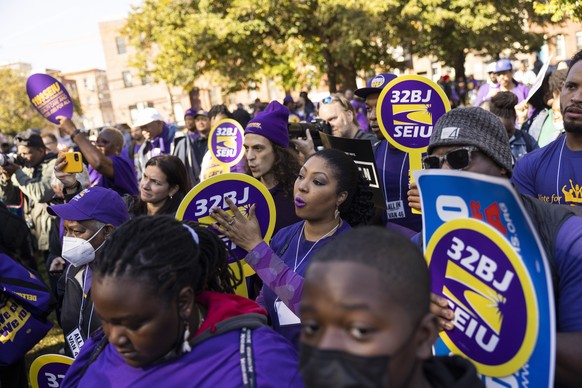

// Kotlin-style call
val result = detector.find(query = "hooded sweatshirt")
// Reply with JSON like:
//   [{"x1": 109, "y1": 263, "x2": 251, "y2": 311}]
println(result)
[
  {"x1": 62, "y1": 291, "x2": 303, "y2": 388},
  {"x1": 423, "y1": 355, "x2": 484, "y2": 388}
]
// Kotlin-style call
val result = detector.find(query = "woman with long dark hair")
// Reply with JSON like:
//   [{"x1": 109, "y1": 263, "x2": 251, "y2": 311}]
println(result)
[{"x1": 126, "y1": 154, "x2": 190, "y2": 217}]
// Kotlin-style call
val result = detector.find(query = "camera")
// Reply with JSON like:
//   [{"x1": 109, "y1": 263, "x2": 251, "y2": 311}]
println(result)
[
  {"x1": 288, "y1": 118, "x2": 332, "y2": 147},
  {"x1": 0, "y1": 153, "x2": 24, "y2": 167}
]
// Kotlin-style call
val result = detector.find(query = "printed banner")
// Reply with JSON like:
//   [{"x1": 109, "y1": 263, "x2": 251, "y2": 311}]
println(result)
[
  {"x1": 29, "y1": 354, "x2": 74, "y2": 388},
  {"x1": 320, "y1": 132, "x2": 385, "y2": 209},
  {"x1": 414, "y1": 169, "x2": 554, "y2": 387},
  {"x1": 208, "y1": 119, "x2": 245, "y2": 167},
  {"x1": 26, "y1": 74, "x2": 73, "y2": 124}
]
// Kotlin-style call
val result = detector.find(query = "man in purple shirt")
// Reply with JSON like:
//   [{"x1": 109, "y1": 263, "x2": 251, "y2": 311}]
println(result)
[
  {"x1": 57, "y1": 117, "x2": 139, "y2": 196},
  {"x1": 474, "y1": 59, "x2": 529, "y2": 107}
]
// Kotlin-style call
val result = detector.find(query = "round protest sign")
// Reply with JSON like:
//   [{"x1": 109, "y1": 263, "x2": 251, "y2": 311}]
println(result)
[
  {"x1": 208, "y1": 119, "x2": 245, "y2": 167},
  {"x1": 425, "y1": 218, "x2": 538, "y2": 377},
  {"x1": 176, "y1": 173, "x2": 276, "y2": 261},
  {"x1": 29, "y1": 354, "x2": 74, "y2": 388},
  {"x1": 377, "y1": 75, "x2": 451, "y2": 153},
  {"x1": 26, "y1": 74, "x2": 73, "y2": 124}
]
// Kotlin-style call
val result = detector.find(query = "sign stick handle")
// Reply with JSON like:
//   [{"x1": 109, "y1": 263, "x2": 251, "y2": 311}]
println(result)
[{"x1": 409, "y1": 151, "x2": 423, "y2": 214}]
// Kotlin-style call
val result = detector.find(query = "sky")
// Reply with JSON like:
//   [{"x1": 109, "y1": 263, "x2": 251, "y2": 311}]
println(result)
[{"x1": 0, "y1": 0, "x2": 141, "y2": 73}]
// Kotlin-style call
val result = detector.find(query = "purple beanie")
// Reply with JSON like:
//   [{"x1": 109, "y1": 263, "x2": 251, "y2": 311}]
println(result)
[{"x1": 245, "y1": 101, "x2": 290, "y2": 148}]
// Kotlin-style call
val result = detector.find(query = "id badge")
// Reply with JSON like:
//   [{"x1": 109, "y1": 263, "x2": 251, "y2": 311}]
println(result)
[
  {"x1": 386, "y1": 200, "x2": 405, "y2": 219},
  {"x1": 65, "y1": 327, "x2": 85, "y2": 358},
  {"x1": 275, "y1": 300, "x2": 300, "y2": 326}
]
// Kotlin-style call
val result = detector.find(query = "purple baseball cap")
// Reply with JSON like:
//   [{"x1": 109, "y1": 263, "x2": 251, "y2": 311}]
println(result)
[
  {"x1": 245, "y1": 100, "x2": 290, "y2": 148},
  {"x1": 184, "y1": 108, "x2": 196, "y2": 118},
  {"x1": 354, "y1": 73, "x2": 398, "y2": 98},
  {"x1": 48, "y1": 187, "x2": 129, "y2": 227},
  {"x1": 194, "y1": 110, "x2": 208, "y2": 118}
]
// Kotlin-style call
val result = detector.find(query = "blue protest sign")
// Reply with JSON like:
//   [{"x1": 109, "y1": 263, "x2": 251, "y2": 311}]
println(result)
[{"x1": 415, "y1": 169, "x2": 554, "y2": 387}]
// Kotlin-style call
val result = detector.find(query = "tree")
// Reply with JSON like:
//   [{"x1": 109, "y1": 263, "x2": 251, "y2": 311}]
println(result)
[
  {"x1": 123, "y1": 0, "x2": 402, "y2": 94},
  {"x1": 0, "y1": 69, "x2": 47, "y2": 136},
  {"x1": 399, "y1": 0, "x2": 552, "y2": 80},
  {"x1": 534, "y1": 0, "x2": 582, "y2": 22}
]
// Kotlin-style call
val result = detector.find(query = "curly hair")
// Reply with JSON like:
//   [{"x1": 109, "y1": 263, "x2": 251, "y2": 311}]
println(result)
[
  {"x1": 92, "y1": 216, "x2": 242, "y2": 300},
  {"x1": 271, "y1": 143, "x2": 301, "y2": 198},
  {"x1": 307, "y1": 148, "x2": 374, "y2": 227}
]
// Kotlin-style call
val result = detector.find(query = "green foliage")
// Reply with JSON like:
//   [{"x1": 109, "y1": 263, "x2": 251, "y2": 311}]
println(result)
[
  {"x1": 534, "y1": 0, "x2": 581, "y2": 22},
  {"x1": 0, "y1": 69, "x2": 48, "y2": 136},
  {"x1": 122, "y1": 0, "x2": 554, "y2": 94},
  {"x1": 400, "y1": 0, "x2": 551, "y2": 78},
  {"x1": 123, "y1": 0, "x2": 403, "y2": 93}
]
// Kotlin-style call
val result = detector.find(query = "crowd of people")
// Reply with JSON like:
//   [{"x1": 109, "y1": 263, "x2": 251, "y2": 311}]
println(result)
[{"x1": 0, "y1": 49, "x2": 581, "y2": 387}]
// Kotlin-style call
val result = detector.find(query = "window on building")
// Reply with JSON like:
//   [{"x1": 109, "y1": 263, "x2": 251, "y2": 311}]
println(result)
[
  {"x1": 122, "y1": 71, "x2": 133, "y2": 88},
  {"x1": 556, "y1": 34, "x2": 566, "y2": 59},
  {"x1": 116, "y1": 37, "x2": 127, "y2": 55},
  {"x1": 576, "y1": 31, "x2": 582, "y2": 52}
]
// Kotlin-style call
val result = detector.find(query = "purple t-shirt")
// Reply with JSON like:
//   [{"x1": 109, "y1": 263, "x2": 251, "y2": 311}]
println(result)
[
  {"x1": 512, "y1": 136, "x2": 582, "y2": 206},
  {"x1": 555, "y1": 216, "x2": 582, "y2": 332},
  {"x1": 88, "y1": 155, "x2": 139, "y2": 196},
  {"x1": 62, "y1": 326, "x2": 302, "y2": 388},
  {"x1": 474, "y1": 81, "x2": 529, "y2": 107}
]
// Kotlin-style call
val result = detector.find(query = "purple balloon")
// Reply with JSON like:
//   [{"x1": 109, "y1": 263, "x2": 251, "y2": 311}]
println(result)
[{"x1": 26, "y1": 73, "x2": 73, "y2": 124}]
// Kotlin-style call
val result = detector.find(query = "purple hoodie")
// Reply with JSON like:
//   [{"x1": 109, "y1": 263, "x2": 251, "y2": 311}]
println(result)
[{"x1": 61, "y1": 292, "x2": 303, "y2": 388}]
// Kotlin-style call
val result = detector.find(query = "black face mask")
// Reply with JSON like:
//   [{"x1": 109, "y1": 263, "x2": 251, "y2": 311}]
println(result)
[{"x1": 299, "y1": 344, "x2": 391, "y2": 388}]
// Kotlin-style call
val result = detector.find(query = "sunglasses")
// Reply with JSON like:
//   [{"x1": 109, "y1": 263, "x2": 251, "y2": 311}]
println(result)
[{"x1": 422, "y1": 146, "x2": 479, "y2": 170}]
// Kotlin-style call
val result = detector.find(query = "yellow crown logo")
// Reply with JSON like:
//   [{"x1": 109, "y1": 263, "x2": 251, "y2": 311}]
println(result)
[{"x1": 562, "y1": 179, "x2": 582, "y2": 204}]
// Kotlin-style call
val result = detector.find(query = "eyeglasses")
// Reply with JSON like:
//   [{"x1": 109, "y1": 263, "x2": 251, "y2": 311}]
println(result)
[
  {"x1": 422, "y1": 146, "x2": 479, "y2": 170},
  {"x1": 320, "y1": 95, "x2": 353, "y2": 112}
]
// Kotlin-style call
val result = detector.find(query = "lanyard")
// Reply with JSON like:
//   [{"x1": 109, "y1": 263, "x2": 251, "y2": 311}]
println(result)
[{"x1": 293, "y1": 221, "x2": 340, "y2": 271}]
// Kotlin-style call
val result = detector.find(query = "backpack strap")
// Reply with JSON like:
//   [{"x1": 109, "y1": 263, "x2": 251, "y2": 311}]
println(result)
[{"x1": 239, "y1": 328, "x2": 256, "y2": 388}]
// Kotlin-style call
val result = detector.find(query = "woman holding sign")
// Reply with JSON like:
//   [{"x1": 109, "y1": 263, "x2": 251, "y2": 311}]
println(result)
[
  {"x1": 61, "y1": 216, "x2": 302, "y2": 387},
  {"x1": 211, "y1": 148, "x2": 374, "y2": 346}
]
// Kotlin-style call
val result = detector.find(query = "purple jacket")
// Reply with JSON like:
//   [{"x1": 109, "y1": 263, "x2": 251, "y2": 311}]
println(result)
[{"x1": 61, "y1": 292, "x2": 303, "y2": 387}]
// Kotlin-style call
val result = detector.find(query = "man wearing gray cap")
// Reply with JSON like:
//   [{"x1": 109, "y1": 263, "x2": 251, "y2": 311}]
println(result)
[{"x1": 408, "y1": 107, "x2": 582, "y2": 387}]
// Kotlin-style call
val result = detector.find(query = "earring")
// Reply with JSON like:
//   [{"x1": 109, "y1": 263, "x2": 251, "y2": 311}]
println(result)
[
  {"x1": 334, "y1": 208, "x2": 340, "y2": 219},
  {"x1": 182, "y1": 322, "x2": 191, "y2": 353}
]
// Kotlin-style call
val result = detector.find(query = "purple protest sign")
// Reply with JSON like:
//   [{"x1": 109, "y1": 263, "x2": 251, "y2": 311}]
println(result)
[
  {"x1": 26, "y1": 74, "x2": 73, "y2": 124},
  {"x1": 377, "y1": 75, "x2": 451, "y2": 153},
  {"x1": 426, "y1": 218, "x2": 538, "y2": 376},
  {"x1": 208, "y1": 119, "x2": 245, "y2": 167},
  {"x1": 28, "y1": 354, "x2": 74, "y2": 388},
  {"x1": 176, "y1": 173, "x2": 276, "y2": 261}
]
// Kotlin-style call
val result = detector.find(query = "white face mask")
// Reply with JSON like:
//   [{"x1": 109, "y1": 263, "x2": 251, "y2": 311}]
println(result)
[{"x1": 62, "y1": 226, "x2": 106, "y2": 267}]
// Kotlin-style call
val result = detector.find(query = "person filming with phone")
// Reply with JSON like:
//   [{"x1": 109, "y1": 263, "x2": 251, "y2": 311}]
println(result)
[
  {"x1": 57, "y1": 116, "x2": 138, "y2": 197},
  {"x1": 0, "y1": 129, "x2": 57, "y2": 261}
]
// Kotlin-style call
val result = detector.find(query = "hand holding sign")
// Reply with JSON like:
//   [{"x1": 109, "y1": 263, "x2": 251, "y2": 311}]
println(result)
[
  {"x1": 26, "y1": 74, "x2": 73, "y2": 124},
  {"x1": 211, "y1": 198, "x2": 263, "y2": 252}
]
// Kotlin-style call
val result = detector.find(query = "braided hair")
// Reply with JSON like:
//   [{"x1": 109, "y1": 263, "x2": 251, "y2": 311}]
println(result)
[{"x1": 92, "y1": 216, "x2": 241, "y2": 300}]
